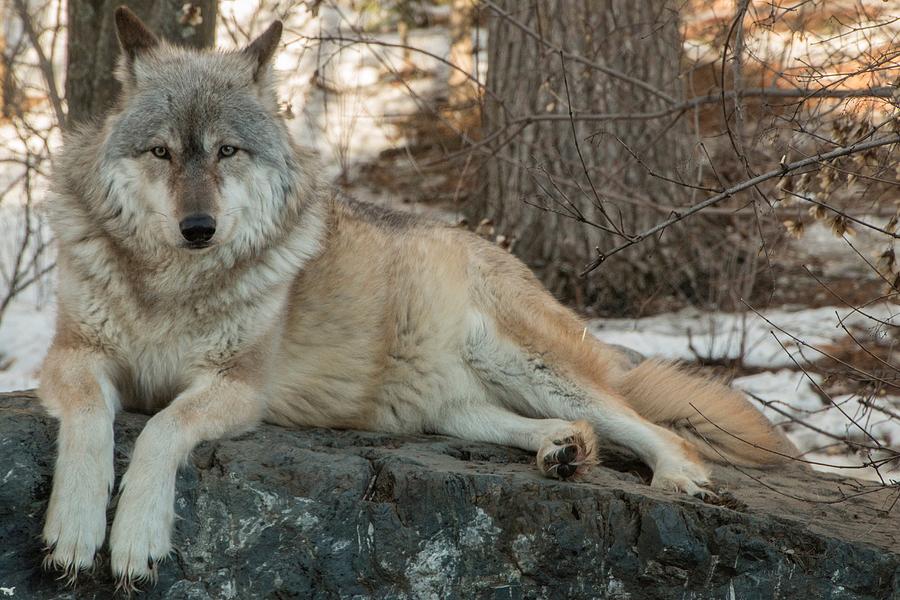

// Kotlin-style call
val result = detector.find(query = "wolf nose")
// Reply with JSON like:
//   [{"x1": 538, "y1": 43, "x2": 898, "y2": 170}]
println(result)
[{"x1": 179, "y1": 214, "x2": 216, "y2": 244}]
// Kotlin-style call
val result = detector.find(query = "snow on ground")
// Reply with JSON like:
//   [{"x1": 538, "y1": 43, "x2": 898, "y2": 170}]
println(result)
[
  {"x1": 0, "y1": 188, "x2": 55, "y2": 393},
  {"x1": 590, "y1": 303, "x2": 898, "y2": 369},
  {"x1": 592, "y1": 308, "x2": 900, "y2": 482},
  {"x1": 0, "y1": 286, "x2": 54, "y2": 393},
  {"x1": 734, "y1": 369, "x2": 900, "y2": 482},
  {"x1": 218, "y1": 1, "x2": 486, "y2": 185}
]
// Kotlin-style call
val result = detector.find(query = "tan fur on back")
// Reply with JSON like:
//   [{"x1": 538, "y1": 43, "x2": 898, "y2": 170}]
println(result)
[
  {"x1": 267, "y1": 200, "x2": 477, "y2": 430},
  {"x1": 265, "y1": 198, "x2": 795, "y2": 469}
]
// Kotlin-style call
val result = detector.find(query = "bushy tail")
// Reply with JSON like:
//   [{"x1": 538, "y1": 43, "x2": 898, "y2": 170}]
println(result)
[{"x1": 616, "y1": 359, "x2": 797, "y2": 467}]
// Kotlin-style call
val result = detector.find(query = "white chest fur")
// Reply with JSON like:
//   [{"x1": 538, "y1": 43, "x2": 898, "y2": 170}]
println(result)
[{"x1": 61, "y1": 259, "x2": 287, "y2": 411}]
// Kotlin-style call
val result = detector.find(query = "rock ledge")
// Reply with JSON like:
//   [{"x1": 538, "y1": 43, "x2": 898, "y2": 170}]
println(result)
[{"x1": 1, "y1": 392, "x2": 898, "y2": 599}]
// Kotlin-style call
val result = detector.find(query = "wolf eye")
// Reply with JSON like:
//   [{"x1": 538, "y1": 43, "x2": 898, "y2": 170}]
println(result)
[
  {"x1": 218, "y1": 145, "x2": 237, "y2": 158},
  {"x1": 150, "y1": 146, "x2": 170, "y2": 160}
]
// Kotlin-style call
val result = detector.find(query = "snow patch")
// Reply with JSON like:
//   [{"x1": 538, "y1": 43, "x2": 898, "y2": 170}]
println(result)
[
  {"x1": 591, "y1": 304, "x2": 897, "y2": 369},
  {"x1": 592, "y1": 306, "x2": 900, "y2": 482}
]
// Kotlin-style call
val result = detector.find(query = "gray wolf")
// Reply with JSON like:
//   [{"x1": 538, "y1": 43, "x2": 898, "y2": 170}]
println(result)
[{"x1": 39, "y1": 7, "x2": 794, "y2": 589}]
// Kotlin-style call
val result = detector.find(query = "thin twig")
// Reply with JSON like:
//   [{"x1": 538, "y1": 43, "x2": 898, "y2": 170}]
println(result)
[{"x1": 12, "y1": 0, "x2": 65, "y2": 128}]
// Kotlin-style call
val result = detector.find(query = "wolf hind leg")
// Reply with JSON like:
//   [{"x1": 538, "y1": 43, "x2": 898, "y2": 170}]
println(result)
[
  {"x1": 581, "y1": 399, "x2": 713, "y2": 495},
  {"x1": 530, "y1": 377, "x2": 712, "y2": 494},
  {"x1": 464, "y1": 319, "x2": 711, "y2": 495},
  {"x1": 526, "y1": 382, "x2": 712, "y2": 494},
  {"x1": 541, "y1": 389, "x2": 712, "y2": 495},
  {"x1": 428, "y1": 403, "x2": 598, "y2": 479}
]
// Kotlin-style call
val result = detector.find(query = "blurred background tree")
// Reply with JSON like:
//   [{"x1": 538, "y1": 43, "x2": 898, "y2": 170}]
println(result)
[{"x1": 66, "y1": 0, "x2": 217, "y2": 125}]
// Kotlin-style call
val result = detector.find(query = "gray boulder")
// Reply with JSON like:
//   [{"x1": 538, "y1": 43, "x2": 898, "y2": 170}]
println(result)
[{"x1": 0, "y1": 391, "x2": 897, "y2": 599}]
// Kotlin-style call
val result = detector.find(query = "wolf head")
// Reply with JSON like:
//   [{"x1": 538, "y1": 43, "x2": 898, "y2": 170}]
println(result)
[{"x1": 63, "y1": 7, "x2": 318, "y2": 258}]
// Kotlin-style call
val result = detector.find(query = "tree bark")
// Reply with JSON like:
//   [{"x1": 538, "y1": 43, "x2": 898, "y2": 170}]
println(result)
[
  {"x1": 448, "y1": 0, "x2": 475, "y2": 106},
  {"x1": 65, "y1": 0, "x2": 217, "y2": 126},
  {"x1": 478, "y1": 1, "x2": 744, "y2": 315},
  {"x1": 0, "y1": 0, "x2": 22, "y2": 119}
]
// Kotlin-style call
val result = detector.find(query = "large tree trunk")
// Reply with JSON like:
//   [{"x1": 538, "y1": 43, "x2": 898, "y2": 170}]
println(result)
[
  {"x1": 65, "y1": 0, "x2": 217, "y2": 126},
  {"x1": 477, "y1": 1, "x2": 753, "y2": 315}
]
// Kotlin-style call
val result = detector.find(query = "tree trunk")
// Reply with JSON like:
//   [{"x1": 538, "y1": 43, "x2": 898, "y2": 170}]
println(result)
[
  {"x1": 0, "y1": 0, "x2": 21, "y2": 119},
  {"x1": 477, "y1": 1, "x2": 752, "y2": 315},
  {"x1": 448, "y1": 0, "x2": 475, "y2": 106},
  {"x1": 65, "y1": 0, "x2": 217, "y2": 126}
]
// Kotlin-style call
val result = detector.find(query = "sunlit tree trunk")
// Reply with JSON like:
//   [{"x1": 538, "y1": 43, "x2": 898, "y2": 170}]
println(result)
[
  {"x1": 448, "y1": 0, "x2": 475, "y2": 106},
  {"x1": 477, "y1": 1, "x2": 723, "y2": 315}
]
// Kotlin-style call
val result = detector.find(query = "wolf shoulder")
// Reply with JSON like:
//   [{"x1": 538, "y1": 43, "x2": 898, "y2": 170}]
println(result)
[
  {"x1": 329, "y1": 194, "x2": 519, "y2": 260},
  {"x1": 332, "y1": 195, "x2": 437, "y2": 232}
]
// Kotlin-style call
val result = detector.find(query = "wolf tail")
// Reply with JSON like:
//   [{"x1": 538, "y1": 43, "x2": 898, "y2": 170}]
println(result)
[{"x1": 615, "y1": 359, "x2": 796, "y2": 467}]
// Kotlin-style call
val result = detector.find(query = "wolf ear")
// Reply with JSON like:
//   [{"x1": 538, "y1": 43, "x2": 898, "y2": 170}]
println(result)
[
  {"x1": 243, "y1": 20, "x2": 283, "y2": 81},
  {"x1": 114, "y1": 6, "x2": 159, "y2": 62}
]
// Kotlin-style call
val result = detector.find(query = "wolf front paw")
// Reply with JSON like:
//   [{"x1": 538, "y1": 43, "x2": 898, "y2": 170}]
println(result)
[
  {"x1": 42, "y1": 500, "x2": 107, "y2": 582},
  {"x1": 109, "y1": 469, "x2": 175, "y2": 590},
  {"x1": 109, "y1": 508, "x2": 172, "y2": 591},
  {"x1": 42, "y1": 463, "x2": 114, "y2": 581}
]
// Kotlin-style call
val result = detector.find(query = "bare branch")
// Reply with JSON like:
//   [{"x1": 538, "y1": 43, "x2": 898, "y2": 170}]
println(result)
[
  {"x1": 581, "y1": 133, "x2": 900, "y2": 276},
  {"x1": 12, "y1": 0, "x2": 65, "y2": 128}
]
